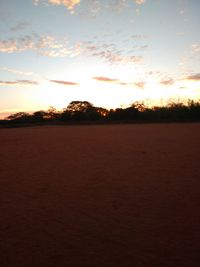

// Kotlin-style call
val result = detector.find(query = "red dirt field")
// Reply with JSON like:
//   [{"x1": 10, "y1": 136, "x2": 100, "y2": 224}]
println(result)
[{"x1": 0, "y1": 123, "x2": 200, "y2": 267}]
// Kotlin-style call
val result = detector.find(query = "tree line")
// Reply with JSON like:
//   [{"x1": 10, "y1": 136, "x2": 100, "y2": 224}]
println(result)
[{"x1": 2, "y1": 99, "x2": 200, "y2": 124}]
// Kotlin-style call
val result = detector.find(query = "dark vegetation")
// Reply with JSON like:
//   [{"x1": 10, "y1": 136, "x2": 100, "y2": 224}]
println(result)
[{"x1": 1, "y1": 100, "x2": 200, "y2": 126}]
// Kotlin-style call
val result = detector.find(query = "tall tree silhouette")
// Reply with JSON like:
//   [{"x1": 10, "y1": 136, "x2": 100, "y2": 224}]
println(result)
[{"x1": 66, "y1": 101, "x2": 101, "y2": 120}]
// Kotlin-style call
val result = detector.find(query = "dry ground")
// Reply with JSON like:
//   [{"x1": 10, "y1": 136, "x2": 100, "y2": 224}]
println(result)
[{"x1": 0, "y1": 123, "x2": 200, "y2": 267}]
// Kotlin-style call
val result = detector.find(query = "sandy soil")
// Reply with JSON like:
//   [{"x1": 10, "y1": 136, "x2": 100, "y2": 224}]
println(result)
[{"x1": 0, "y1": 123, "x2": 200, "y2": 267}]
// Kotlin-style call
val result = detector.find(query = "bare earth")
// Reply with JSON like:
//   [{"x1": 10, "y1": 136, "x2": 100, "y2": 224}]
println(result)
[{"x1": 0, "y1": 124, "x2": 200, "y2": 267}]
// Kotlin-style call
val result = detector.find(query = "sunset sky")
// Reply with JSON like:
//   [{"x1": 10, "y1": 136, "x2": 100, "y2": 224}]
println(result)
[{"x1": 0, "y1": 0, "x2": 200, "y2": 117}]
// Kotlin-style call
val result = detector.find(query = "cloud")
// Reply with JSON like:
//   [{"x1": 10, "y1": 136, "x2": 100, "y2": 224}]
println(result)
[
  {"x1": 186, "y1": 73, "x2": 200, "y2": 81},
  {"x1": 81, "y1": 0, "x2": 102, "y2": 17},
  {"x1": 0, "y1": 34, "x2": 77, "y2": 57},
  {"x1": 33, "y1": 0, "x2": 80, "y2": 12},
  {"x1": 134, "y1": 82, "x2": 145, "y2": 89},
  {"x1": 135, "y1": 0, "x2": 146, "y2": 5},
  {"x1": 191, "y1": 43, "x2": 200, "y2": 53},
  {"x1": 111, "y1": 0, "x2": 128, "y2": 13},
  {"x1": 33, "y1": 0, "x2": 40, "y2": 5},
  {"x1": 119, "y1": 82, "x2": 129, "y2": 86},
  {"x1": 160, "y1": 78, "x2": 174, "y2": 86},
  {"x1": 0, "y1": 39, "x2": 19, "y2": 53},
  {"x1": 0, "y1": 35, "x2": 36, "y2": 53},
  {"x1": 93, "y1": 76, "x2": 119, "y2": 83},
  {"x1": 131, "y1": 34, "x2": 148, "y2": 39},
  {"x1": 10, "y1": 21, "x2": 30, "y2": 32},
  {"x1": 35, "y1": 35, "x2": 72, "y2": 57},
  {"x1": 0, "y1": 80, "x2": 39, "y2": 86},
  {"x1": 49, "y1": 0, "x2": 80, "y2": 12},
  {"x1": 90, "y1": 48, "x2": 143, "y2": 65},
  {"x1": 83, "y1": 38, "x2": 144, "y2": 65},
  {"x1": 50, "y1": 80, "x2": 79, "y2": 85},
  {"x1": 0, "y1": 33, "x2": 144, "y2": 65},
  {"x1": 109, "y1": 0, "x2": 146, "y2": 12},
  {"x1": 180, "y1": 9, "x2": 185, "y2": 15},
  {"x1": 93, "y1": 76, "x2": 144, "y2": 87},
  {"x1": 34, "y1": 0, "x2": 146, "y2": 15},
  {"x1": 0, "y1": 67, "x2": 35, "y2": 76}
]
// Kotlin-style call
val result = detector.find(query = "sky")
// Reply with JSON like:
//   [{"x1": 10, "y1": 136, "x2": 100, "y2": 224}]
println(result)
[{"x1": 0, "y1": 0, "x2": 200, "y2": 118}]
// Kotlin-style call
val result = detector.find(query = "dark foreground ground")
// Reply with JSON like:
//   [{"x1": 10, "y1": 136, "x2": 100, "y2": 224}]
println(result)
[{"x1": 0, "y1": 124, "x2": 200, "y2": 267}]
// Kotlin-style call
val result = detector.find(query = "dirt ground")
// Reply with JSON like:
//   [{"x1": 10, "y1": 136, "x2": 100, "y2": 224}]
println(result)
[{"x1": 0, "y1": 123, "x2": 200, "y2": 267}]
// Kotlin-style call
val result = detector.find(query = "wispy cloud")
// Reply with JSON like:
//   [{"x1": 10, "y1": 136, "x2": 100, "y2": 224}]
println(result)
[
  {"x1": 160, "y1": 78, "x2": 174, "y2": 86},
  {"x1": 0, "y1": 67, "x2": 35, "y2": 76},
  {"x1": 191, "y1": 43, "x2": 200, "y2": 53},
  {"x1": 0, "y1": 39, "x2": 19, "y2": 53},
  {"x1": 37, "y1": 35, "x2": 72, "y2": 57},
  {"x1": 110, "y1": 0, "x2": 128, "y2": 13},
  {"x1": 50, "y1": 79, "x2": 79, "y2": 85},
  {"x1": 0, "y1": 32, "x2": 145, "y2": 65},
  {"x1": 186, "y1": 73, "x2": 200, "y2": 81},
  {"x1": 81, "y1": 0, "x2": 102, "y2": 17},
  {"x1": 85, "y1": 41, "x2": 143, "y2": 65},
  {"x1": 33, "y1": 0, "x2": 146, "y2": 15},
  {"x1": 180, "y1": 9, "x2": 185, "y2": 15},
  {"x1": 93, "y1": 76, "x2": 146, "y2": 88},
  {"x1": 10, "y1": 21, "x2": 30, "y2": 32},
  {"x1": 83, "y1": 33, "x2": 148, "y2": 65},
  {"x1": 135, "y1": 0, "x2": 146, "y2": 5},
  {"x1": 0, "y1": 35, "x2": 36, "y2": 53},
  {"x1": 102, "y1": 0, "x2": 147, "y2": 14},
  {"x1": 0, "y1": 80, "x2": 39, "y2": 86},
  {"x1": 93, "y1": 76, "x2": 119, "y2": 83},
  {"x1": 109, "y1": 0, "x2": 147, "y2": 12},
  {"x1": 134, "y1": 82, "x2": 145, "y2": 89},
  {"x1": 131, "y1": 34, "x2": 148, "y2": 39},
  {"x1": 0, "y1": 34, "x2": 79, "y2": 57},
  {"x1": 33, "y1": 0, "x2": 80, "y2": 12}
]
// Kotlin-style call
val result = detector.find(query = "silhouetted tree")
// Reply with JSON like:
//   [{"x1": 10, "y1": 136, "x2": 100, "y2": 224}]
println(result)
[
  {"x1": 60, "y1": 109, "x2": 71, "y2": 121},
  {"x1": 66, "y1": 101, "x2": 102, "y2": 121},
  {"x1": 31, "y1": 110, "x2": 48, "y2": 122},
  {"x1": 4, "y1": 99, "x2": 200, "y2": 125},
  {"x1": 67, "y1": 101, "x2": 94, "y2": 113},
  {"x1": 187, "y1": 100, "x2": 200, "y2": 120},
  {"x1": 108, "y1": 104, "x2": 140, "y2": 121},
  {"x1": 7, "y1": 112, "x2": 31, "y2": 122},
  {"x1": 96, "y1": 107, "x2": 109, "y2": 118},
  {"x1": 46, "y1": 106, "x2": 60, "y2": 120}
]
